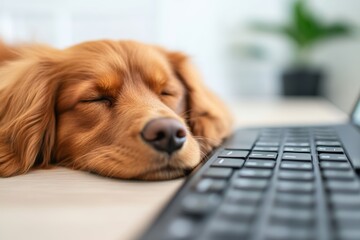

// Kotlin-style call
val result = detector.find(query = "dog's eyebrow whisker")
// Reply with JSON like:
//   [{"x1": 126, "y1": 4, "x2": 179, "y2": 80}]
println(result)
[
  {"x1": 185, "y1": 117, "x2": 203, "y2": 122},
  {"x1": 105, "y1": 161, "x2": 117, "y2": 177},
  {"x1": 106, "y1": 157, "x2": 126, "y2": 178},
  {"x1": 192, "y1": 136, "x2": 217, "y2": 142},
  {"x1": 185, "y1": 114, "x2": 213, "y2": 121},
  {"x1": 178, "y1": 109, "x2": 193, "y2": 118}
]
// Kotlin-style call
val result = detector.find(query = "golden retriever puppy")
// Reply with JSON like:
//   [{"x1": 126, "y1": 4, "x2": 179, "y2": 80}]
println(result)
[{"x1": 0, "y1": 40, "x2": 232, "y2": 180}]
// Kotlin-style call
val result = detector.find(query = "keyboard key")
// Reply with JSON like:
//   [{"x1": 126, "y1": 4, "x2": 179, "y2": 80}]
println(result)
[
  {"x1": 226, "y1": 190, "x2": 263, "y2": 204},
  {"x1": 181, "y1": 193, "x2": 220, "y2": 216},
  {"x1": 218, "y1": 150, "x2": 249, "y2": 159},
  {"x1": 314, "y1": 129, "x2": 336, "y2": 133},
  {"x1": 279, "y1": 170, "x2": 314, "y2": 181},
  {"x1": 249, "y1": 152, "x2": 277, "y2": 160},
  {"x1": 330, "y1": 193, "x2": 360, "y2": 208},
  {"x1": 316, "y1": 141, "x2": 341, "y2": 146},
  {"x1": 316, "y1": 146, "x2": 343, "y2": 153},
  {"x1": 277, "y1": 181, "x2": 314, "y2": 193},
  {"x1": 253, "y1": 146, "x2": 279, "y2": 152},
  {"x1": 334, "y1": 209, "x2": 360, "y2": 226},
  {"x1": 224, "y1": 143, "x2": 253, "y2": 150},
  {"x1": 320, "y1": 161, "x2": 351, "y2": 170},
  {"x1": 258, "y1": 137, "x2": 281, "y2": 142},
  {"x1": 326, "y1": 180, "x2": 360, "y2": 193},
  {"x1": 266, "y1": 224, "x2": 315, "y2": 240},
  {"x1": 271, "y1": 207, "x2": 314, "y2": 225},
  {"x1": 286, "y1": 131, "x2": 309, "y2": 135},
  {"x1": 282, "y1": 153, "x2": 312, "y2": 161},
  {"x1": 261, "y1": 128, "x2": 282, "y2": 133},
  {"x1": 322, "y1": 170, "x2": 355, "y2": 180},
  {"x1": 259, "y1": 135, "x2": 281, "y2": 140},
  {"x1": 338, "y1": 228, "x2": 360, "y2": 240},
  {"x1": 211, "y1": 158, "x2": 245, "y2": 168},
  {"x1": 313, "y1": 126, "x2": 334, "y2": 130},
  {"x1": 284, "y1": 147, "x2": 310, "y2": 153},
  {"x1": 238, "y1": 169, "x2": 272, "y2": 178},
  {"x1": 281, "y1": 161, "x2": 313, "y2": 171},
  {"x1": 195, "y1": 179, "x2": 227, "y2": 193},
  {"x1": 203, "y1": 167, "x2": 233, "y2": 178},
  {"x1": 315, "y1": 133, "x2": 337, "y2": 137},
  {"x1": 260, "y1": 129, "x2": 281, "y2": 134},
  {"x1": 315, "y1": 135, "x2": 338, "y2": 140},
  {"x1": 245, "y1": 159, "x2": 276, "y2": 168},
  {"x1": 284, "y1": 142, "x2": 310, "y2": 147},
  {"x1": 261, "y1": 127, "x2": 284, "y2": 134},
  {"x1": 285, "y1": 137, "x2": 309, "y2": 142},
  {"x1": 255, "y1": 141, "x2": 280, "y2": 147},
  {"x1": 167, "y1": 217, "x2": 196, "y2": 239},
  {"x1": 286, "y1": 135, "x2": 309, "y2": 140},
  {"x1": 286, "y1": 127, "x2": 309, "y2": 131},
  {"x1": 286, "y1": 128, "x2": 307, "y2": 132},
  {"x1": 233, "y1": 178, "x2": 268, "y2": 190},
  {"x1": 276, "y1": 193, "x2": 314, "y2": 208},
  {"x1": 218, "y1": 204, "x2": 257, "y2": 221},
  {"x1": 319, "y1": 153, "x2": 348, "y2": 161},
  {"x1": 203, "y1": 219, "x2": 249, "y2": 239}
]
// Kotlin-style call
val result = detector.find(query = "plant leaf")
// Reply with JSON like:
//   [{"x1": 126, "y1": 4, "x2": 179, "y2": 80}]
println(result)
[
  {"x1": 250, "y1": 0, "x2": 353, "y2": 51},
  {"x1": 292, "y1": 0, "x2": 323, "y2": 48},
  {"x1": 321, "y1": 23, "x2": 352, "y2": 38}
]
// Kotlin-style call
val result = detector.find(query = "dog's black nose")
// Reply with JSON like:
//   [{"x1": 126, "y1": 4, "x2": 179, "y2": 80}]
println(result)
[{"x1": 141, "y1": 118, "x2": 187, "y2": 155}]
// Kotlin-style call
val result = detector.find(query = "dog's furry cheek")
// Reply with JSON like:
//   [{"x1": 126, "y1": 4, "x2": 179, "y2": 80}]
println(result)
[
  {"x1": 190, "y1": 114, "x2": 232, "y2": 157},
  {"x1": 178, "y1": 136, "x2": 201, "y2": 168}
]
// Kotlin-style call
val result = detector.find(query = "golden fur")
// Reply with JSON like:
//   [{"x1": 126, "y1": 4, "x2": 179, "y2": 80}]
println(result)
[{"x1": 0, "y1": 40, "x2": 232, "y2": 180}]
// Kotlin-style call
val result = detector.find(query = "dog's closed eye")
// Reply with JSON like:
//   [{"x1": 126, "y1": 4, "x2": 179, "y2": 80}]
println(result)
[
  {"x1": 80, "y1": 96, "x2": 113, "y2": 107},
  {"x1": 160, "y1": 86, "x2": 179, "y2": 97},
  {"x1": 160, "y1": 90, "x2": 174, "y2": 96}
]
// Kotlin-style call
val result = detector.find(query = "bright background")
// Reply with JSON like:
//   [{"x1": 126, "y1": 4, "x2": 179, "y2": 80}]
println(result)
[{"x1": 0, "y1": 0, "x2": 359, "y2": 113}]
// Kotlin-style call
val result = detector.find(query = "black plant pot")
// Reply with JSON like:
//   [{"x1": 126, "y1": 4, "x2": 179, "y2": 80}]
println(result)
[{"x1": 281, "y1": 68, "x2": 323, "y2": 96}]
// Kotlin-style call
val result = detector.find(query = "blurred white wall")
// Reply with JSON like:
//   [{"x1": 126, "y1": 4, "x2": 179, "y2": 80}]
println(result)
[
  {"x1": 0, "y1": 0, "x2": 359, "y2": 112},
  {"x1": 311, "y1": 0, "x2": 360, "y2": 113}
]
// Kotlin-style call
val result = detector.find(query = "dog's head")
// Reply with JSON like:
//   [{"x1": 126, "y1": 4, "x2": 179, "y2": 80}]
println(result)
[{"x1": 0, "y1": 40, "x2": 232, "y2": 180}]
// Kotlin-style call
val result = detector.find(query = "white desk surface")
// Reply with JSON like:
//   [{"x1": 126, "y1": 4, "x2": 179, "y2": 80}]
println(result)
[{"x1": 0, "y1": 97, "x2": 348, "y2": 240}]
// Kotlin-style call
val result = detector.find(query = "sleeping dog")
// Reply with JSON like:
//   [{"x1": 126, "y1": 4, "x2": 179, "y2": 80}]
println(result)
[{"x1": 0, "y1": 40, "x2": 232, "y2": 180}]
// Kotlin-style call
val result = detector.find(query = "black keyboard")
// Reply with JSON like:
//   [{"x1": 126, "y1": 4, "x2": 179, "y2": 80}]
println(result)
[{"x1": 141, "y1": 126, "x2": 360, "y2": 240}]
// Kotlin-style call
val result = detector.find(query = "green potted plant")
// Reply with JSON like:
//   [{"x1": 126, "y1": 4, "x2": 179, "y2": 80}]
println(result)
[{"x1": 253, "y1": 0, "x2": 352, "y2": 96}]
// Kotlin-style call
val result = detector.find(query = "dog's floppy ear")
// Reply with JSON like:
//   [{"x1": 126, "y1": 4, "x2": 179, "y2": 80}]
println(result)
[
  {"x1": 0, "y1": 41, "x2": 18, "y2": 66},
  {"x1": 167, "y1": 52, "x2": 233, "y2": 156},
  {"x1": 0, "y1": 56, "x2": 58, "y2": 177}
]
